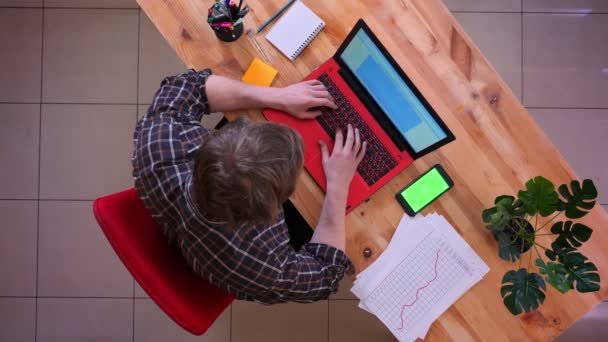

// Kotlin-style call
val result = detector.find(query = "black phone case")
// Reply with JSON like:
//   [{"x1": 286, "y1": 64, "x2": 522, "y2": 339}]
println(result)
[{"x1": 395, "y1": 164, "x2": 454, "y2": 216}]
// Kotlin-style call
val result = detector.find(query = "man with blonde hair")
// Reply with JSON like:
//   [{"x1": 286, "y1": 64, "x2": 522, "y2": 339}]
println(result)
[{"x1": 133, "y1": 69, "x2": 366, "y2": 304}]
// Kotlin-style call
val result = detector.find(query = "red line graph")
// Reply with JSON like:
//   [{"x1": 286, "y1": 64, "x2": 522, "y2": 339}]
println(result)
[{"x1": 396, "y1": 249, "x2": 441, "y2": 330}]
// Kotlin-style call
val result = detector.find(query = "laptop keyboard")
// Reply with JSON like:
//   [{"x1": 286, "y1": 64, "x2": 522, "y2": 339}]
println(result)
[{"x1": 316, "y1": 73, "x2": 398, "y2": 186}]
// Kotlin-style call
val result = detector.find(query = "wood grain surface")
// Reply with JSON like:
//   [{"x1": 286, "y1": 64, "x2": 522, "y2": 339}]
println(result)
[{"x1": 138, "y1": 0, "x2": 608, "y2": 340}]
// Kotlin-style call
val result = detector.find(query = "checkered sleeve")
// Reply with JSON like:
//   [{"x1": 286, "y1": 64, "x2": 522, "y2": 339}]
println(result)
[
  {"x1": 143, "y1": 68, "x2": 212, "y2": 123},
  {"x1": 265, "y1": 242, "x2": 353, "y2": 303},
  {"x1": 132, "y1": 69, "x2": 212, "y2": 240}
]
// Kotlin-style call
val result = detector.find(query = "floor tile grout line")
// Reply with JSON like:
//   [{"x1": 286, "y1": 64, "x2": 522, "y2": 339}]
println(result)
[
  {"x1": 523, "y1": 11, "x2": 608, "y2": 15},
  {"x1": 131, "y1": 11, "x2": 142, "y2": 342},
  {"x1": 1, "y1": 102, "x2": 152, "y2": 106},
  {"x1": 0, "y1": 6, "x2": 140, "y2": 10},
  {"x1": 10, "y1": 296, "x2": 110, "y2": 299},
  {"x1": 452, "y1": 10, "x2": 522, "y2": 14},
  {"x1": 132, "y1": 298, "x2": 135, "y2": 342},
  {"x1": 30, "y1": 102, "x2": 142, "y2": 105},
  {"x1": 0, "y1": 102, "x2": 149, "y2": 106},
  {"x1": 31, "y1": 198, "x2": 95, "y2": 202},
  {"x1": 327, "y1": 299, "x2": 330, "y2": 342},
  {"x1": 133, "y1": 10, "x2": 141, "y2": 342},
  {"x1": 136, "y1": 8, "x2": 141, "y2": 128},
  {"x1": 0, "y1": 198, "x2": 40, "y2": 201},
  {"x1": 1, "y1": 295, "x2": 135, "y2": 299},
  {"x1": 229, "y1": 303, "x2": 233, "y2": 342},
  {"x1": 35, "y1": 5, "x2": 44, "y2": 342},
  {"x1": 44, "y1": 7, "x2": 140, "y2": 10}
]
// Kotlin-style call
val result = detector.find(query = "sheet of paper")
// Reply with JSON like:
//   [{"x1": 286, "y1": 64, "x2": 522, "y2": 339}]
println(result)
[
  {"x1": 351, "y1": 213, "x2": 489, "y2": 341},
  {"x1": 352, "y1": 215, "x2": 428, "y2": 299}
]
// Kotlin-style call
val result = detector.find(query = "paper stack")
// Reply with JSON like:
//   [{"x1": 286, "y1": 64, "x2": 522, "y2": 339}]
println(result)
[{"x1": 351, "y1": 214, "x2": 489, "y2": 341}]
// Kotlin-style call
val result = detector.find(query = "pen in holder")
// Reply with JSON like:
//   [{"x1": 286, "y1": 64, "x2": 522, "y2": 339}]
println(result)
[{"x1": 208, "y1": 0, "x2": 249, "y2": 42}]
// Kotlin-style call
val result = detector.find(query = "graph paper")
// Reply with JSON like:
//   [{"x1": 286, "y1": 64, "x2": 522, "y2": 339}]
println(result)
[
  {"x1": 352, "y1": 214, "x2": 489, "y2": 341},
  {"x1": 365, "y1": 233, "x2": 469, "y2": 332}
]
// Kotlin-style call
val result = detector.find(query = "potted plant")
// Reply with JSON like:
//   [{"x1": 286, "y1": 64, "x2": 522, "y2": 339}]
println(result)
[{"x1": 482, "y1": 176, "x2": 601, "y2": 315}]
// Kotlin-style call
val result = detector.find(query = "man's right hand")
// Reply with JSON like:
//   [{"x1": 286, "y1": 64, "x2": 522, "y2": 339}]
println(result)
[
  {"x1": 312, "y1": 124, "x2": 366, "y2": 251},
  {"x1": 319, "y1": 124, "x2": 367, "y2": 194}
]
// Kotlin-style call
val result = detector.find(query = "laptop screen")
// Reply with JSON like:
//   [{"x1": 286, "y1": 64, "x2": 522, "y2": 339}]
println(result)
[{"x1": 339, "y1": 29, "x2": 448, "y2": 153}]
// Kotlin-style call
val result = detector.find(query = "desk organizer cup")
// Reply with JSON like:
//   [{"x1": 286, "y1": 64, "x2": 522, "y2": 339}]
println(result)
[
  {"x1": 213, "y1": 22, "x2": 244, "y2": 42},
  {"x1": 208, "y1": 0, "x2": 249, "y2": 43}
]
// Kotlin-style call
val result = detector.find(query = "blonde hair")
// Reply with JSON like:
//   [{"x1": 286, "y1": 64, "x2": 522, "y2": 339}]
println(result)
[{"x1": 193, "y1": 117, "x2": 304, "y2": 229}]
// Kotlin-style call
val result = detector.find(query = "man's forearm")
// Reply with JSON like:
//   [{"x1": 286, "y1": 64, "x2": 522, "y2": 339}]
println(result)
[
  {"x1": 205, "y1": 74, "x2": 284, "y2": 113},
  {"x1": 311, "y1": 184, "x2": 348, "y2": 251}
]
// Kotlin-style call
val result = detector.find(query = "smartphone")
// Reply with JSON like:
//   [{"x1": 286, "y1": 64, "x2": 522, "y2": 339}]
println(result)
[{"x1": 396, "y1": 164, "x2": 454, "y2": 216}]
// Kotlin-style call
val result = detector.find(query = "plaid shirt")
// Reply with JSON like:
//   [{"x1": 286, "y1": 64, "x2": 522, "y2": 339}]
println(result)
[{"x1": 132, "y1": 69, "x2": 352, "y2": 304}]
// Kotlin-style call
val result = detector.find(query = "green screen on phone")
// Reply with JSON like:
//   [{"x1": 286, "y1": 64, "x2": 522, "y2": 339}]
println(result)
[{"x1": 400, "y1": 168, "x2": 450, "y2": 212}]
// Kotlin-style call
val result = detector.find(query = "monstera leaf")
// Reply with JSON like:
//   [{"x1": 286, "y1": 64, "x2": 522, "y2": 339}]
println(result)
[
  {"x1": 561, "y1": 251, "x2": 601, "y2": 293},
  {"x1": 558, "y1": 179, "x2": 598, "y2": 219},
  {"x1": 551, "y1": 221, "x2": 592, "y2": 248},
  {"x1": 536, "y1": 258, "x2": 570, "y2": 294},
  {"x1": 518, "y1": 176, "x2": 559, "y2": 217},
  {"x1": 501, "y1": 269, "x2": 546, "y2": 315},
  {"x1": 482, "y1": 205, "x2": 510, "y2": 232},
  {"x1": 482, "y1": 196, "x2": 514, "y2": 223},
  {"x1": 545, "y1": 241, "x2": 576, "y2": 262},
  {"x1": 482, "y1": 196, "x2": 525, "y2": 232},
  {"x1": 495, "y1": 231, "x2": 524, "y2": 262}
]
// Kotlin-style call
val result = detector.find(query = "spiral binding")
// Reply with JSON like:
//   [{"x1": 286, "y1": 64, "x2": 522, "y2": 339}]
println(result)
[{"x1": 290, "y1": 23, "x2": 325, "y2": 60}]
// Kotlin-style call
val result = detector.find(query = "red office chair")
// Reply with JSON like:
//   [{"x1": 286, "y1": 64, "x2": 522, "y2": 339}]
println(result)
[{"x1": 93, "y1": 188, "x2": 234, "y2": 335}]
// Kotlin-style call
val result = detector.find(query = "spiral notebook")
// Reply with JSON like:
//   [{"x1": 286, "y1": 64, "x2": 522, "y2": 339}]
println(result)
[{"x1": 265, "y1": 1, "x2": 325, "y2": 61}]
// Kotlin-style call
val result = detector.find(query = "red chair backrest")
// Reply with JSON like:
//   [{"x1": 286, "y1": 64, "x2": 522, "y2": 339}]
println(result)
[{"x1": 93, "y1": 188, "x2": 234, "y2": 335}]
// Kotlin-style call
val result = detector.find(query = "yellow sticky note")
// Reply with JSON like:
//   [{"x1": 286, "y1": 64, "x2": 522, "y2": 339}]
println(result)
[{"x1": 241, "y1": 57, "x2": 278, "y2": 87}]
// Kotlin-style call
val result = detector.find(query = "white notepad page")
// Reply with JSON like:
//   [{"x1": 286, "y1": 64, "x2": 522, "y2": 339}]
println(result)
[{"x1": 265, "y1": 1, "x2": 325, "y2": 61}]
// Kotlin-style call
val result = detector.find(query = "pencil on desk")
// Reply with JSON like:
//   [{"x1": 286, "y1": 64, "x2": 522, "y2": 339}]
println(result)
[{"x1": 256, "y1": 0, "x2": 296, "y2": 34}]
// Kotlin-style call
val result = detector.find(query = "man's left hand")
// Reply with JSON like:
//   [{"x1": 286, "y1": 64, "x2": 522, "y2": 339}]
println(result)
[{"x1": 276, "y1": 80, "x2": 337, "y2": 119}]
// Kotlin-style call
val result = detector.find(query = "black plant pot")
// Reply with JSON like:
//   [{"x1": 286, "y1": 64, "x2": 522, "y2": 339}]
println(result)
[
  {"x1": 504, "y1": 218, "x2": 534, "y2": 253},
  {"x1": 214, "y1": 23, "x2": 244, "y2": 42}
]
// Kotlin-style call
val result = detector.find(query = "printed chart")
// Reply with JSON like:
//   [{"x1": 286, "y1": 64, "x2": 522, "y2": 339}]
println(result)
[
  {"x1": 364, "y1": 234, "x2": 473, "y2": 333},
  {"x1": 351, "y1": 213, "x2": 489, "y2": 341}
]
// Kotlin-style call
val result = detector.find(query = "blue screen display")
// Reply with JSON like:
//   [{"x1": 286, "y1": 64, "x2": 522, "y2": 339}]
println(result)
[{"x1": 339, "y1": 29, "x2": 447, "y2": 153}]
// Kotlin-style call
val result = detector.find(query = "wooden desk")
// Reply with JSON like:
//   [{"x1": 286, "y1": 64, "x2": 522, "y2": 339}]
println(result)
[{"x1": 138, "y1": 0, "x2": 608, "y2": 340}]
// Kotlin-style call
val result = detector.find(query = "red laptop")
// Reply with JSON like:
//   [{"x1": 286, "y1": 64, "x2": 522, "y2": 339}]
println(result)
[{"x1": 263, "y1": 19, "x2": 455, "y2": 213}]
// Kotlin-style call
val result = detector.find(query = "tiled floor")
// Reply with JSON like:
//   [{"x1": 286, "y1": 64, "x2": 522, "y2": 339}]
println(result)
[{"x1": 0, "y1": 0, "x2": 606, "y2": 341}]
